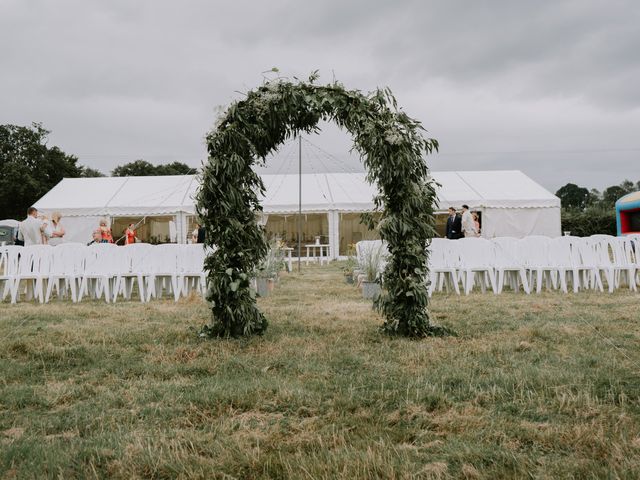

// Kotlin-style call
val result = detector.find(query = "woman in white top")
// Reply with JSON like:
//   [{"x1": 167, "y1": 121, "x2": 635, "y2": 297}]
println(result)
[
  {"x1": 48, "y1": 211, "x2": 66, "y2": 246},
  {"x1": 461, "y1": 204, "x2": 478, "y2": 238},
  {"x1": 191, "y1": 224, "x2": 200, "y2": 244}
]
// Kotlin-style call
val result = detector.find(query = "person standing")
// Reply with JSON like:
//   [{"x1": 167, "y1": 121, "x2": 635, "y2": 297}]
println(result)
[
  {"x1": 124, "y1": 223, "x2": 137, "y2": 245},
  {"x1": 47, "y1": 212, "x2": 65, "y2": 246},
  {"x1": 196, "y1": 224, "x2": 205, "y2": 244},
  {"x1": 99, "y1": 218, "x2": 114, "y2": 243},
  {"x1": 472, "y1": 211, "x2": 481, "y2": 237},
  {"x1": 191, "y1": 223, "x2": 200, "y2": 244},
  {"x1": 18, "y1": 207, "x2": 47, "y2": 246},
  {"x1": 87, "y1": 229, "x2": 102, "y2": 246},
  {"x1": 461, "y1": 204, "x2": 477, "y2": 238},
  {"x1": 40, "y1": 214, "x2": 52, "y2": 244},
  {"x1": 445, "y1": 207, "x2": 462, "y2": 239}
]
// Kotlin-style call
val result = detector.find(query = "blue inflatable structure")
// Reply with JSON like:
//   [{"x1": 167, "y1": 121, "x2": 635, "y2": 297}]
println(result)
[{"x1": 616, "y1": 191, "x2": 640, "y2": 236}]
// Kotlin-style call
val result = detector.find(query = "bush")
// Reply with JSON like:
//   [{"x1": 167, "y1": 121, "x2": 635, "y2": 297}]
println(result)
[{"x1": 560, "y1": 207, "x2": 617, "y2": 236}]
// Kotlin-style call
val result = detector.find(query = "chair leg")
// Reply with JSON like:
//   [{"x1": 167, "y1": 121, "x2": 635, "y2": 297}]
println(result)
[
  {"x1": 520, "y1": 269, "x2": 530, "y2": 294},
  {"x1": 558, "y1": 270, "x2": 568, "y2": 294},
  {"x1": 137, "y1": 275, "x2": 146, "y2": 302},
  {"x1": 479, "y1": 272, "x2": 487, "y2": 294},
  {"x1": 451, "y1": 272, "x2": 460, "y2": 295},
  {"x1": 10, "y1": 279, "x2": 20, "y2": 304},
  {"x1": 69, "y1": 278, "x2": 78, "y2": 303},
  {"x1": 536, "y1": 270, "x2": 543, "y2": 294},
  {"x1": 465, "y1": 271, "x2": 473, "y2": 295},
  {"x1": 45, "y1": 278, "x2": 55, "y2": 303},
  {"x1": 173, "y1": 276, "x2": 181, "y2": 302},
  {"x1": 605, "y1": 269, "x2": 614, "y2": 293},
  {"x1": 488, "y1": 271, "x2": 497, "y2": 294}
]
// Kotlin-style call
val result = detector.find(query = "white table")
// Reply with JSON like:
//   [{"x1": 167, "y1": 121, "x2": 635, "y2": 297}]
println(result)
[{"x1": 305, "y1": 244, "x2": 330, "y2": 265}]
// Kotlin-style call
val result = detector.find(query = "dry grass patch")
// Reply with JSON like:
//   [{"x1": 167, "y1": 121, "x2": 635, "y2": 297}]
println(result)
[{"x1": 1, "y1": 263, "x2": 639, "y2": 478}]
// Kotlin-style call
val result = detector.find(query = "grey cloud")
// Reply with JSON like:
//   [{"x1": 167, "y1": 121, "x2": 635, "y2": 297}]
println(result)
[{"x1": 0, "y1": 0, "x2": 638, "y2": 190}]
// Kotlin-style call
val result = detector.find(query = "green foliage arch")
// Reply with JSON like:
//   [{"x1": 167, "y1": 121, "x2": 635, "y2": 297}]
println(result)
[{"x1": 197, "y1": 75, "x2": 442, "y2": 338}]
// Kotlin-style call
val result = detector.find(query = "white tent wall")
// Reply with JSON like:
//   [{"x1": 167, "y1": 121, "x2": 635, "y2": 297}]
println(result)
[
  {"x1": 31, "y1": 170, "x2": 561, "y2": 247},
  {"x1": 59, "y1": 216, "x2": 103, "y2": 244},
  {"x1": 481, "y1": 207, "x2": 561, "y2": 238}
]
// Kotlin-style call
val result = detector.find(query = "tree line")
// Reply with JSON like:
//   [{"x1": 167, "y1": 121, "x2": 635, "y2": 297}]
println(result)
[
  {"x1": 0, "y1": 123, "x2": 197, "y2": 219},
  {"x1": 2, "y1": 122, "x2": 637, "y2": 235},
  {"x1": 555, "y1": 180, "x2": 638, "y2": 236}
]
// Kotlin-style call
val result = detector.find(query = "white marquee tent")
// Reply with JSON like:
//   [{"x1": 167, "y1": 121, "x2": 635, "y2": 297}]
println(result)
[{"x1": 32, "y1": 170, "x2": 560, "y2": 256}]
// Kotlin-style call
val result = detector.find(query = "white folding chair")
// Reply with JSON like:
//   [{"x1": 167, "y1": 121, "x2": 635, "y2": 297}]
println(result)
[
  {"x1": 45, "y1": 243, "x2": 86, "y2": 303},
  {"x1": 588, "y1": 235, "x2": 637, "y2": 292},
  {"x1": 179, "y1": 244, "x2": 207, "y2": 298},
  {"x1": 146, "y1": 244, "x2": 182, "y2": 301},
  {"x1": 9, "y1": 245, "x2": 52, "y2": 304},
  {"x1": 516, "y1": 236, "x2": 559, "y2": 293},
  {"x1": 611, "y1": 236, "x2": 637, "y2": 291},
  {"x1": 492, "y1": 237, "x2": 530, "y2": 294},
  {"x1": 78, "y1": 244, "x2": 121, "y2": 303},
  {"x1": 547, "y1": 237, "x2": 585, "y2": 294},
  {"x1": 1, "y1": 245, "x2": 22, "y2": 302},
  {"x1": 456, "y1": 238, "x2": 497, "y2": 295},
  {"x1": 113, "y1": 243, "x2": 153, "y2": 302},
  {"x1": 568, "y1": 237, "x2": 604, "y2": 292},
  {"x1": 628, "y1": 234, "x2": 640, "y2": 284},
  {"x1": 427, "y1": 238, "x2": 460, "y2": 296}
]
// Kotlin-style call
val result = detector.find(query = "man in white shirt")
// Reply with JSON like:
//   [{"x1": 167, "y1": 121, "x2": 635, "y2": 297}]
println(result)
[
  {"x1": 461, "y1": 204, "x2": 477, "y2": 238},
  {"x1": 18, "y1": 207, "x2": 47, "y2": 246}
]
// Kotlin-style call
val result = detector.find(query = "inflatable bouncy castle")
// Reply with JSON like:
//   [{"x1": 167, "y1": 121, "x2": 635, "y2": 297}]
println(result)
[{"x1": 616, "y1": 191, "x2": 640, "y2": 236}]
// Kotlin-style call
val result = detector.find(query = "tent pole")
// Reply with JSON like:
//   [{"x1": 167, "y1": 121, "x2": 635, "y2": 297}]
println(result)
[{"x1": 297, "y1": 135, "x2": 302, "y2": 273}]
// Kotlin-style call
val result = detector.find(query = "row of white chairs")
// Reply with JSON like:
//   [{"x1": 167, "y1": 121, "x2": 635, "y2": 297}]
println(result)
[
  {"x1": 356, "y1": 235, "x2": 640, "y2": 296},
  {"x1": 0, "y1": 243, "x2": 207, "y2": 304}
]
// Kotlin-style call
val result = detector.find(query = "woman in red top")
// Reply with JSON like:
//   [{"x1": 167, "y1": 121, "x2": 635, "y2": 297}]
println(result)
[
  {"x1": 99, "y1": 218, "x2": 113, "y2": 243},
  {"x1": 124, "y1": 223, "x2": 137, "y2": 245}
]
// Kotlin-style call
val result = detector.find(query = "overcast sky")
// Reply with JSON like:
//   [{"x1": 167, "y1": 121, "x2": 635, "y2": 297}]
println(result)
[{"x1": 1, "y1": 0, "x2": 638, "y2": 192}]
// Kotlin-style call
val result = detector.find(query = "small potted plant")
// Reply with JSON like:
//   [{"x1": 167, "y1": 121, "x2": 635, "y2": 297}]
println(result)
[
  {"x1": 342, "y1": 244, "x2": 358, "y2": 284},
  {"x1": 255, "y1": 239, "x2": 286, "y2": 297},
  {"x1": 361, "y1": 244, "x2": 383, "y2": 300}
]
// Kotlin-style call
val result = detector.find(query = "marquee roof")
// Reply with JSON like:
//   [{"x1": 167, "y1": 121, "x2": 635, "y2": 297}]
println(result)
[{"x1": 33, "y1": 170, "x2": 559, "y2": 217}]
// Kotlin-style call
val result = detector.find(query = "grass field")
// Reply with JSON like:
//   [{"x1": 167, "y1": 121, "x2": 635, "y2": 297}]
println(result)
[{"x1": 1, "y1": 263, "x2": 640, "y2": 479}]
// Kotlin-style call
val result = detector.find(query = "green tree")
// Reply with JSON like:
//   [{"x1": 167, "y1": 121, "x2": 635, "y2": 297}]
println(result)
[
  {"x1": 79, "y1": 166, "x2": 105, "y2": 177},
  {"x1": 587, "y1": 188, "x2": 601, "y2": 206},
  {"x1": 112, "y1": 160, "x2": 196, "y2": 176},
  {"x1": 602, "y1": 185, "x2": 628, "y2": 207},
  {"x1": 0, "y1": 123, "x2": 82, "y2": 219},
  {"x1": 111, "y1": 160, "x2": 157, "y2": 177},
  {"x1": 555, "y1": 183, "x2": 590, "y2": 210},
  {"x1": 620, "y1": 179, "x2": 635, "y2": 194},
  {"x1": 561, "y1": 207, "x2": 617, "y2": 236},
  {"x1": 155, "y1": 162, "x2": 197, "y2": 175}
]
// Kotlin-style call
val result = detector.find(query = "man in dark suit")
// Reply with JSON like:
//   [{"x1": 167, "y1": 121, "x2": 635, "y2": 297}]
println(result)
[
  {"x1": 196, "y1": 224, "x2": 206, "y2": 244},
  {"x1": 445, "y1": 207, "x2": 462, "y2": 239}
]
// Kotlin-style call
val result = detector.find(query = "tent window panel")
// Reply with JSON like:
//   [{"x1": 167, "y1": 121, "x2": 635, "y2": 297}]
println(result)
[
  {"x1": 434, "y1": 214, "x2": 448, "y2": 238},
  {"x1": 338, "y1": 213, "x2": 381, "y2": 256},
  {"x1": 186, "y1": 215, "x2": 200, "y2": 243},
  {"x1": 111, "y1": 216, "x2": 176, "y2": 244},
  {"x1": 264, "y1": 214, "x2": 328, "y2": 256}
]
